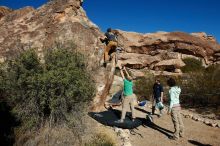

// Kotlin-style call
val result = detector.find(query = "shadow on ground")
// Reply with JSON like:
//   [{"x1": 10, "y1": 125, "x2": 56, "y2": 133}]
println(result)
[
  {"x1": 188, "y1": 140, "x2": 212, "y2": 146},
  {"x1": 88, "y1": 109, "x2": 143, "y2": 129},
  {"x1": 142, "y1": 116, "x2": 173, "y2": 138},
  {"x1": 135, "y1": 107, "x2": 151, "y2": 115},
  {"x1": 89, "y1": 108, "x2": 173, "y2": 139}
]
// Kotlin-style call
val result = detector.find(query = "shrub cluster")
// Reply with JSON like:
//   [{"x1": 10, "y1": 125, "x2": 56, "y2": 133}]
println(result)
[
  {"x1": 0, "y1": 48, "x2": 95, "y2": 130},
  {"x1": 180, "y1": 64, "x2": 220, "y2": 106},
  {"x1": 134, "y1": 72, "x2": 155, "y2": 101},
  {"x1": 181, "y1": 57, "x2": 205, "y2": 73},
  {"x1": 133, "y1": 63, "x2": 220, "y2": 106}
]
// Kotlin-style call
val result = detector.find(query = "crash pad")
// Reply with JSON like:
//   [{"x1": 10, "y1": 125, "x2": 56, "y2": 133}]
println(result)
[{"x1": 89, "y1": 109, "x2": 144, "y2": 129}]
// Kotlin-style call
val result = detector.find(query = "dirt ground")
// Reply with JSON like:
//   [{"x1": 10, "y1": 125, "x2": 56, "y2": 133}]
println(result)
[{"x1": 129, "y1": 106, "x2": 220, "y2": 146}]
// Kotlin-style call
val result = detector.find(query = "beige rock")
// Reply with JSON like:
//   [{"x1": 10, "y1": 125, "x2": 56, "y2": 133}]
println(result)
[
  {"x1": 154, "y1": 59, "x2": 185, "y2": 69},
  {"x1": 204, "y1": 120, "x2": 211, "y2": 125},
  {"x1": 128, "y1": 69, "x2": 145, "y2": 77},
  {"x1": 0, "y1": 6, "x2": 13, "y2": 19},
  {"x1": 118, "y1": 53, "x2": 161, "y2": 69},
  {"x1": 211, "y1": 123, "x2": 218, "y2": 127},
  {"x1": 149, "y1": 70, "x2": 182, "y2": 76},
  {"x1": 117, "y1": 30, "x2": 220, "y2": 65},
  {"x1": 189, "y1": 114, "x2": 193, "y2": 119},
  {"x1": 197, "y1": 118, "x2": 204, "y2": 122},
  {"x1": 192, "y1": 116, "x2": 199, "y2": 121},
  {"x1": 174, "y1": 68, "x2": 182, "y2": 73},
  {"x1": 184, "y1": 115, "x2": 190, "y2": 118}
]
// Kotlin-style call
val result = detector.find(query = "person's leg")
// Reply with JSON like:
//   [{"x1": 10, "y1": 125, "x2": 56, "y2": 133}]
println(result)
[
  {"x1": 121, "y1": 96, "x2": 129, "y2": 122},
  {"x1": 104, "y1": 41, "x2": 117, "y2": 62},
  {"x1": 152, "y1": 98, "x2": 156, "y2": 115},
  {"x1": 159, "y1": 109, "x2": 163, "y2": 117},
  {"x1": 129, "y1": 94, "x2": 136, "y2": 120},
  {"x1": 159, "y1": 97, "x2": 163, "y2": 115},
  {"x1": 171, "y1": 109, "x2": 180, "y2": 139},
  {"x1": 178, "y1": 110, "x2": 184, "y2": 137},
  {"x1": 104, "y1": 45, "x2": 110, "y2": 62},
  {"x1": 108, "y1": 41, "x2": 117, "y2": 61}
]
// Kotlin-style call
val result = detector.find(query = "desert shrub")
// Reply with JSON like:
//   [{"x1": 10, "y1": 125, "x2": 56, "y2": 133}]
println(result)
[
  {"x1": 85, "y1": 133, "x2": 115, "y2": 146},
  {"x1": 134, "y1": 72, "x2": 155, "y2": 101},
  {"x1": 180, "y1": 64, "x2": 220, "y2": 106},
  {"x1": 181, "y1": 58, "x2": 205, "y2": 73},
  {"x1": 0, "y1": 64, "x2": 7, "y2": 99},
  {"x1": 2, "y1": 48, "x2": 95, "y2": 130}
]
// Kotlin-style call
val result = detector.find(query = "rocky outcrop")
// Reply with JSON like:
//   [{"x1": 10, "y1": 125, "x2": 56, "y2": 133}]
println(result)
[
  {"x1": 2, "y1": 6, "x2": 34, "y2": 22},
  {"x1": 154, "y1": 59, "x2": 185, "y2": 72},
  {"x1": 0, "y1": 0, "x2": 107, "y2": 110},
  {"x1": 116, "y1": 30, "x2": 220, "y2": 75},
  {"x1": 0, "y1": 6, "x2": 12, "y2": 19},
  {"x1": 191, "y1": 32, "x2": 217, "y2": 43},
  {"x1": 0, "y1": 0, "x2": 102, "y2": 62}
]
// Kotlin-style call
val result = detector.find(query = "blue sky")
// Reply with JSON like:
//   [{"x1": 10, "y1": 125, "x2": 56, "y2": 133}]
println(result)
[{"x1": 0, "y1": 0, "x2": 219, "y2": 42}]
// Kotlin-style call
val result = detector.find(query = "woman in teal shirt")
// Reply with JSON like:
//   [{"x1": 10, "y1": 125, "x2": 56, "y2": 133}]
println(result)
[{"x1": 118, "y1": 66, "x2": 136, "y2": 123}]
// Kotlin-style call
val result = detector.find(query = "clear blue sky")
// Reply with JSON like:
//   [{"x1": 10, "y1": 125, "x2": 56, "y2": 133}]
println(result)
[{"x1": 0, "y1": 0, "x2": 219, "y2": 42}]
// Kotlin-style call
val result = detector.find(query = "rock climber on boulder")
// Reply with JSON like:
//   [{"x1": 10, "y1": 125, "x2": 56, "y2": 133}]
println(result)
[{"x1": 100, "y1": 28, "x2": 118, "y2": 65}]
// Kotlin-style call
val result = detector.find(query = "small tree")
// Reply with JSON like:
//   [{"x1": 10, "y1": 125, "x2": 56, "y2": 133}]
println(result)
[{"x1": 3, "y1": 47, "x2": 95, "y2": 130}]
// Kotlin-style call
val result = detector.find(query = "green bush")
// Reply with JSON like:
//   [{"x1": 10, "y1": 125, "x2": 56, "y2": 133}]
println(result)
[
  {"x1": 85, "y1": 133, "x2": 115, "y2": 146},
  {"x1": 181, "y1": 58, "x2": 205, "y2": 73},
  {"x1": 134, "y1": 72, "x2": 155, "y2": 101},
  {"x1": 1, "y1": 48, "x2": 95, "y2": 130},
  {"x1": 180, "y1": 64, "x2": 220, "y2": 106}
]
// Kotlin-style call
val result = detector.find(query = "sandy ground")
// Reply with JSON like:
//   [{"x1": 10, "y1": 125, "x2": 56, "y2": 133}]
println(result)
[{"x1": 128, "y1": 106, "x2": 220, "y2": 146}]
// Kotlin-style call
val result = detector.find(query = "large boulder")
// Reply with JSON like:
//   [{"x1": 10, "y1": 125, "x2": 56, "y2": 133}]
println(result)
[
  {"x1": 0, "y1": 0, "x2": 107, "y2": 110},
  {"x1": 118, "y1": 53, "x2": 161, "y2": 69},
  {"x1": 154, "y1": 59, "x2": 185, "y2": 71},
  {"x1": 116, "y1": 30, "x2": 220, "y2": 65},
  {"x1": 112, "y1": 29, "x2": 220, "y2": 77},
  {"x1": 0, "y1": 0, "x2": 102, "y2": 62}
]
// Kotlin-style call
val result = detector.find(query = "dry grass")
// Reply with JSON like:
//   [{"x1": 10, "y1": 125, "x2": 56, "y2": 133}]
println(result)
[{"x1": 85, "y1": 123, "x2": 119, "y2": 146}]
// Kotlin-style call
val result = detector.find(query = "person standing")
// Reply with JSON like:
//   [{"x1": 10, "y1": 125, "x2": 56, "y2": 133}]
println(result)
[
  {"x1": 167, "y1": 78, "x2": 184, "y2": 140},
  {"x1": 118, "y1": 66, "x2": 136, "y2": 123},
  {"x1": 152, "y1": 79, "x2": 164, "y2": 116}
]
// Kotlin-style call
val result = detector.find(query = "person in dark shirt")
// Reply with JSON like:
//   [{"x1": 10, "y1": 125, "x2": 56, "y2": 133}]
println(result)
[
  {"x1": 152, "y1": 79, "x2": 164, "y2": 116},
  {"x1": 100, "y1": 28, "x2": 118, "y2": 64}
]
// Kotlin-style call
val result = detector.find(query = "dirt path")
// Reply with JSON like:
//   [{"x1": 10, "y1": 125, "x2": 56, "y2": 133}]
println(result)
[{"x1": 129, "y1": 107, "x2": 220, "y2": 146}]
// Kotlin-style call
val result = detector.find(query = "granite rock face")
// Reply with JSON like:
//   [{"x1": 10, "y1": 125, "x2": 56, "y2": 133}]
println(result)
[
  {"x1": 0, "y1": 0, "x2": 102, "y2": 62},
  {"x1": 116, "y1": 30, "x2": 220, "y2": 75},
  {"x1": 0, "y1": 0, "x2": 107, "y2": 111}
]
